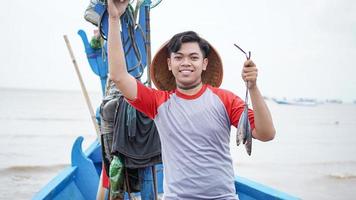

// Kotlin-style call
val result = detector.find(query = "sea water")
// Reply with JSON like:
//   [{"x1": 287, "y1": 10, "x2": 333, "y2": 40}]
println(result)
[{"x1": 0, "y1": 88, "x2": 355, "y2": 199}]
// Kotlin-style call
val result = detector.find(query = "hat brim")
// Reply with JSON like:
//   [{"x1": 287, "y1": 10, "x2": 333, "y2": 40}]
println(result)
[{"x1": 150, "y1": 41, "x2": 223, "y2": 91}]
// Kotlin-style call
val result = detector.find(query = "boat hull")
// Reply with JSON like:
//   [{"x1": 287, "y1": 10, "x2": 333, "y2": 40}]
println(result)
[{"x1": 33, "y1": 137, "x2": 299, "y2": 200}]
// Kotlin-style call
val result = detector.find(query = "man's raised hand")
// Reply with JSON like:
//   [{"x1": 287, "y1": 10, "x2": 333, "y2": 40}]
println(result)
[{"x1": 107, "y1": 0, "x2": 130, "y2": 19}]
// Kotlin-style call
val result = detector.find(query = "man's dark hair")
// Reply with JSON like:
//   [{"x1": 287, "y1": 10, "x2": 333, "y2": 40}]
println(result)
[{"x1": 167, "y1": 31, "x2": 210, "y2": 58}]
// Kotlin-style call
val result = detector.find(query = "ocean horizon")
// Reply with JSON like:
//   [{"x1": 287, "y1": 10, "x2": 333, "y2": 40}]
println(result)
[{"x1": 0, "y1": 88, "x2": 355, "y2": 199}]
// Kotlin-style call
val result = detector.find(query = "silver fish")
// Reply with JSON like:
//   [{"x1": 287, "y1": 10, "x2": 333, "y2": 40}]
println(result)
[
  {"x1": 236, "y1": 102, "x2": 252, "y2": 155},
  {"x1": 234, "y1": 43, "x2": 253, "y2": 155}
]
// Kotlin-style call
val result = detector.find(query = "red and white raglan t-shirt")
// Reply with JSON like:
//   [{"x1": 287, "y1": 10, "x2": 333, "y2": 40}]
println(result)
[{"x1": 127, "y1": 80, "x2": 255, "y2": 200}]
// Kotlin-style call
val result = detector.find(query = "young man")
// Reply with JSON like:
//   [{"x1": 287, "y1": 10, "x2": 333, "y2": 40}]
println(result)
[{"x1": 107, "y1": 0, "x2": 275, "y2": 199}]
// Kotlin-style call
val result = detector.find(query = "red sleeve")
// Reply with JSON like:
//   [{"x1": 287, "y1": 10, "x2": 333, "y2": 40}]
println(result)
[
  {"x1": 211, "y1": 87, "x2": 255, "y2": 130},
  {"x1": 126, "y1": 80, "x2": 169, "y2": 119}
]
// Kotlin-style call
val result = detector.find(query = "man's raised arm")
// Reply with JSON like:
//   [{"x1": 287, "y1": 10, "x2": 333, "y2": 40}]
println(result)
[
  {"x1": 108, "y1": 0, "x2": 137, "y2": 100},
  {"x1": 242, "y1": 59, "x2": 276, "y2": 141}
]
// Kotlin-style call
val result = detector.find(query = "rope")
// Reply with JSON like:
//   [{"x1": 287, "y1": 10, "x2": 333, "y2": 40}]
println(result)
[{"x1": 234, "y1": 44, "x2": 251, "y2": 107}]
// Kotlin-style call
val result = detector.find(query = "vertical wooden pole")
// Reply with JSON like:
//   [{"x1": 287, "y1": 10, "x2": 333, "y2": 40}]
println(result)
[{"x1": 63, "y1": 35, "x2": 101, "y2": 139}]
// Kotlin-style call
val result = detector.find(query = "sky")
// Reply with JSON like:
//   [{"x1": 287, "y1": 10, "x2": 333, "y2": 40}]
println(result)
[{"x1": 1, "y1": 0, "x2": 356, "y2": 102}]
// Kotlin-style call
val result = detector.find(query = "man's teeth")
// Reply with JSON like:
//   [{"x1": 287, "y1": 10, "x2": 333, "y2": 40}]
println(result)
[{"x1": 180, "y1": 70, "x2": 192, "y2": 75}]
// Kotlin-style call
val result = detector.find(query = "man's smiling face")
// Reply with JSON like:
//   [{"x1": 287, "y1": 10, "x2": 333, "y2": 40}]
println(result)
[{"x1": 167, "y1": 42, "x2": 208, "y2": 90}]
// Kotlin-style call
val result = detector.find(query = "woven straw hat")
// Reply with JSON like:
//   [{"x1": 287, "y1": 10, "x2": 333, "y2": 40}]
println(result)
[{"x1": 150, "y1": 40, "x2": 223, "y2": 91}]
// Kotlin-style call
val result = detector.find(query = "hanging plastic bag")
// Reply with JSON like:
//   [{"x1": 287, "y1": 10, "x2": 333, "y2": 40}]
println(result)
[
  {"x1": 109, "y1": 155, "x2": 125, "y2": 199},
  {"x1": 90, "y1": 29, "x2": 104, "y2": 49}
]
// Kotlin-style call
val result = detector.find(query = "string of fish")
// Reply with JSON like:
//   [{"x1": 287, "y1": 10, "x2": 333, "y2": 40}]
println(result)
[{"x1": 234, "y1": 44, "x2": 253, "y2": 156}]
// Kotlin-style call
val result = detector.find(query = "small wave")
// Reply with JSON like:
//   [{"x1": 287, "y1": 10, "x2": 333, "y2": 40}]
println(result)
[
  {"x1": 7, "y1": 133, "x2": 92, "y2": 138},
  {"x1": 0, "y1": 164, "x2": 69, "y2": 174},
  {"x1": 306, "y1": 160, "x2": 356, "y2": 166},
  {"x1": 328, "y1": 173, "x2": 356, "y2": 180},
  {"x1": 0, "y1": 117, "x2": 85, "y2": 121}
]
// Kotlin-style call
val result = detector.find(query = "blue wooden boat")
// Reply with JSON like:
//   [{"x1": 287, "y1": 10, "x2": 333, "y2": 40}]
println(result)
[
  {"x1": 33, "y1": 2, "x2": 299, "y2": 199},
  {"x1": 33, "y1": 136, "x2": 299, "y2": 200}
]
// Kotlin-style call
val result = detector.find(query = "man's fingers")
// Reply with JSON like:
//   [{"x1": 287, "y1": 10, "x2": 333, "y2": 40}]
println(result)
[
  {"x1": 242, "y1": 72, "x2": 258, "y2": 78},
  {"x1": 241, "y1": 59, "x2": 258, "y2": 84},
  {"x1": 244, "y1": 60, "x2": 255, "y2": 67},
  {"x1": 243, "y1": 67, "x2": 258, "y2": 73},
  {"x1": 245, "y1": 74, "x2": 257, "y2": 81},
  {"x1": 242, "y1": 72, "x2": 258, "y2": 81}
]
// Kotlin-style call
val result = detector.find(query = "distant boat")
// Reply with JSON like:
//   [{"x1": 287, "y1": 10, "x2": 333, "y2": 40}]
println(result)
[
  {"x1": 272, "y1": 98, "x2": 318, "y2": 106},
  {"x1": 325, "y1": 99, "x2": 343, "y2": 104}
]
